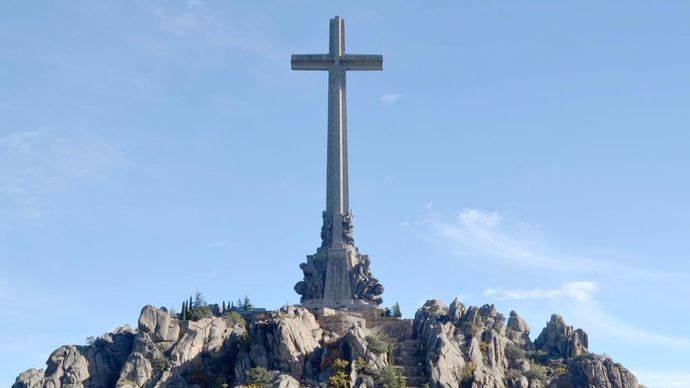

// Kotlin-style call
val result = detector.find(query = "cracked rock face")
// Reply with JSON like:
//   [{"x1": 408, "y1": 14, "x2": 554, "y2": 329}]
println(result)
[
  {"x1": 244, "y1": 306, "x2": 323, "y2": 380},
  {"x1": 137, "y1": 305, "x2": 179, "y2": 343},
  {"x1": 13, "y1": 369, "x2": 44, "y2": 388},
  {"x1": 414, "y1": 300, "x2": 638, "y2": 388},
  {"x1": 14, "y1": 301, "x2": 639, "y2": 388},
  {"x1": 506, "y1": 310, "x2": 532, "y2": 350},
  {"x1": 534, "y1": 314, "x2": 588, "y2": 358},
  {"x1": 13, "y1": 326, "x2": 136, "y2": 388},
  {"x1": 426, "y1": 322, "x2": 465, "y2": 386},
  {"x1": 558, "y1": 354, "x2": 639, "y2": 388}
]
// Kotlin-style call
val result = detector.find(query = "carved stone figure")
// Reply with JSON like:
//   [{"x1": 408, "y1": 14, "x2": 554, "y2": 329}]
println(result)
[
  {"x1": 351, "y1": 256, "x2": 384, "y2": 304},
  {"x1": 320, "y1": 211, "x2": 332, "y2": 247},
  {"x1": 342, "y1": 212, "x2": 354, "y2": 245},
  {"x1": 294, "y1": 261, "x2": 325, "y2": 302}
]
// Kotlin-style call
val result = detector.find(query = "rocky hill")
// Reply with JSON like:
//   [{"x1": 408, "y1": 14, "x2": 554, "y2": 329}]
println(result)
[{"x1": 13, "y1": 299, "x2": 639, "y2": 388}]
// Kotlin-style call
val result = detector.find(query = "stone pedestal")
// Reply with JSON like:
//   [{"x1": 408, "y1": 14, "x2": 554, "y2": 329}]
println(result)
[
  {"x1": 294, "y1": 212, "x2": 384, "y2": 309},
  {"x1": 322, "y1": 248, "x2": 353, "y2": 305}
]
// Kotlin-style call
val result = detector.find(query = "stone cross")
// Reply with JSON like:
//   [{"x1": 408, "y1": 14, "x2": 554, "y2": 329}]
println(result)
[{"x1": 292, "y1": 16, "x2": 382, "y2": 246}]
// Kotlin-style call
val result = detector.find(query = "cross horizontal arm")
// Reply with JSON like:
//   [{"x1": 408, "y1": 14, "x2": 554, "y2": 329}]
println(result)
[
  {"x1": 341, "y1": 54, "x2": 383, "y2": 71},
  {"x1": 291, "y1": 54, "x2": 334, "y2": 70}
]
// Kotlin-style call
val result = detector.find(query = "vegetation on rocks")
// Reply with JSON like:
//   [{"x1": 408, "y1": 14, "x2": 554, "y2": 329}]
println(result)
[
  {"x1": 366, "y1": 331, "x2": 393, "y2": 355},
  {"x1": 328, "y1": 359, "x2": 350, "y2": 388},
  {"x1": 247, "y1": 367, "x2": 273, "y2": 388},
  {"x1": 151, "y1": 357, "x2": 170, "y2": 375},
  {"x1": 505, "y1": 342, "x2": 526, "y2": 360},
  {"x1": 525, "y1": 361, "x2": 548, "y2": 382},
  {"x1": 460, "y1": 362, "x2": 477, "y2": 382},
  {"x1": 223, "y1": 310, "x2": 247, "y2": 328},
  {"x1": 378, "y1": 366, "x2": 406, "y2": 388}
]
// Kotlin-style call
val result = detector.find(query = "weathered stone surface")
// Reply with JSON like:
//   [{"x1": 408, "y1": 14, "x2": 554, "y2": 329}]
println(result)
[
  {"x1": 347, "y1": 321, "x2": 388, "y2": 370},
  {"x1": 43, "y1": 345, "x2": 90, "y2": 388},
  {"x1": 558, "y1": 354, "x2": 639, "y2": 388},
  {"x1": 248, "y1": 306, "x2": 322, "y2": 380},
  {"x1": 413, "y1": 299, "x2": 448, "y2": 340},
  {"x1": 319, "y1": 311, "x2": 366, "y2": 337},
  {"x1": 468, "y1": 336, "x2": 483, "y2": 365},
  {"x1": 169, "y1": 316, "x2": 236, "y2": 365},
  {"x1": 459, "y1": 304, "x2": 506, "y2": 338},
  {"x1": 273, "y1": 373, "x2": 300, "y2": 388},
  {"x1": 426, "y1": 323, "x2": 465, "y2": 386},
  {"x1": 271, "y1": 306, "x2": 321, "y2": 374},
  {"x1": 137, "y1": 305, "x2": 179, "y2": 343},
  {"x1": 484, "y1": 330, "x2": 508, "y2": 371},
  {"x1": 12, "y1": 325, "x2": 135, "y2": 388},
  {"x1": 12, "y1": 369, "x2": 44, "y2": 388},
  {"x1": 448, "y1": 297, "x2": 466, "y2": 322},
  {"x1": 83, "y1": 326, "x2": 136, "y2": 388},
  {"x1": 534, "y1": 314, "x2": 588, "y2": 357},
  {"x1": 506, "y1": 311, "x2": 531, "y2": 349},
  {"x1": 116, "y1": 352, "x2": 152, "y2": 388},
  {"x1": 115, "y1": 331, "x2": 164, "y2": 387}
]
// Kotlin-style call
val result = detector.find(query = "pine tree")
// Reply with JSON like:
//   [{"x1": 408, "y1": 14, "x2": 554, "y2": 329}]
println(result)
[
  {"x1": 189, "y1": 296, "x2": 193, "y2": 310},
  {"x1": 181, "y1": 301, "x2": 187, "y2": 321},
  {"x1": 222, "y1": 301, "x2": 226, "y2": 313},
  {"x1": 194, "y1": 291, "x2": 206, "y2": 308},
  {"x1": 242, "y1": 295, "x2": 253, "y2": 311},
  {"x1": 237, "y1": 298, "x2": 243, "y2": 310},
  {"x1": 391, "y1": 302, "x2": 402, "y2": 318}
]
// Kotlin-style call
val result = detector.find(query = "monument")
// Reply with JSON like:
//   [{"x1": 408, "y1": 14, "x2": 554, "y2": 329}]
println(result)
[{"x1": 292, "y1": 16, "x2": 384, "y2": 309}]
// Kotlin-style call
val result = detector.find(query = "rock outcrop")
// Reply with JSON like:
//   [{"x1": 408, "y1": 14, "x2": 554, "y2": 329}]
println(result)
[
  {"x1": 412, "y1": 299, "x2": 637, "y2": 388},
  {"x1": 244, "y1": 306, "x2": 322, "y2": 380},
  {"x1": 506, "y1": 310, "x2": 531, "y2": 349},
  {"x1": 534, "y1": 314, "x2": 588, "y2": 358},
  {"x1": 14, "y1": 301, "x2": 639, "y2": 388},
  {"x1": 12, "y1": 325, "x2": 136, "y2": 388}
]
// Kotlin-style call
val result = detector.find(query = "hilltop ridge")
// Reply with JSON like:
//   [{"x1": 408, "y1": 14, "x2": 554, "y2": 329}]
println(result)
[{"x1": 14, "y1": 299, "x2": 639, "y2": 388}]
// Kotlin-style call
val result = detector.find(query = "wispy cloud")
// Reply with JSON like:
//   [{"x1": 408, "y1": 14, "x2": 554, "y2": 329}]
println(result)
[
  {"x1": 146, "y1": 1, "x2": 282, "y2": 63},
  {"x1": 380, "y1": 93, "x2": 403, "y2": 105},
  {"x1": 484, "y1": 281, "x2": 690, "y2": 348},
  {"x1": 484, "y1": 281, "x2": 597, "y2": 302},
  {"x1": 416, "y1": 207, "x2": 664, "y2": 277},
  {"x1": 0, "y1": 130, "x2": 126, "y2": 218}
]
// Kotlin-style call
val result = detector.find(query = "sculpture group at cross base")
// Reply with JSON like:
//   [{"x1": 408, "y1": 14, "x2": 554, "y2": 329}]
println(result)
[
  {"x1": 294, "y1": 253, "x2": 384, "y2": 306},
  {"x1": 294, "y1": 213, "x2": 384, "y2": 306}
]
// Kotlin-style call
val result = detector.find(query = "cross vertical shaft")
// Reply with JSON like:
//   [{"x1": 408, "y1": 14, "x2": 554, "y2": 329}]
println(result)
[
  {"x1": 327, "y1": 16, "x2": 348, "y2": 217},
  {"x1": 292, "y1": 16, "x2": 386, "y2": 309},
  {"x1": 291, "y1": 16, "x2": 382, "y2": 247}
]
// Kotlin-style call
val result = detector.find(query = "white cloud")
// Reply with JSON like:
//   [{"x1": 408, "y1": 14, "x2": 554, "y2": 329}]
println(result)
[
  {"x1": 484, "y1": 281, "x2": 690, "y2": 348},
  {"x1": 634, "y1": 370, "x2": 690, "y2": 388},
  {"x1": 483, "y1": 281, "x2": 598, "y2": 302},
  {"x1": 418, "y1": 208, "x2": 663, "y2": 277},
  {"x1": 380, "y1": 93, "x2": 403, "y2": 105}
]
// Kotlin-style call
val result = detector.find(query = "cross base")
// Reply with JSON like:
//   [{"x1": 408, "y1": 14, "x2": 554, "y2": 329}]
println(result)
[{"x1": 294, "y1": 241, "x2": 384, "y2": 308}]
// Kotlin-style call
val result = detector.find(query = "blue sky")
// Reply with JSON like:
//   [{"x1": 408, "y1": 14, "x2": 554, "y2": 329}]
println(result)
[{"x1": 1, "y1": 1, "x2": 690, "y2": 386}]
